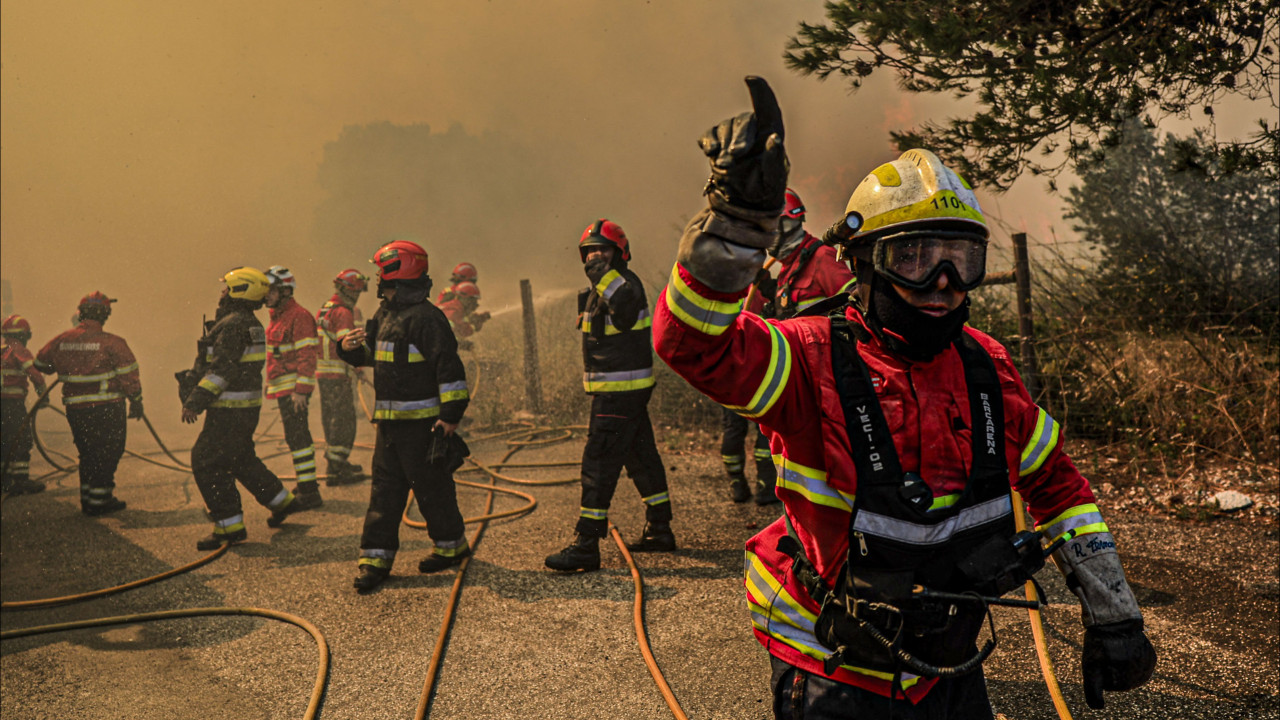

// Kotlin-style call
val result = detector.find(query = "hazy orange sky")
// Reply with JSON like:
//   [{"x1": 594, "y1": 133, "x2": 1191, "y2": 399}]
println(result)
[{"x1": 2, "y1": 1, "x2": 1268, "y2": 410}]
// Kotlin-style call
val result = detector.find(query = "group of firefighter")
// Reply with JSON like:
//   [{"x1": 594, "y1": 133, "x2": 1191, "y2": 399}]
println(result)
[{"x1": 0, "y1": 76, "x2": 1159, "y2": 719}]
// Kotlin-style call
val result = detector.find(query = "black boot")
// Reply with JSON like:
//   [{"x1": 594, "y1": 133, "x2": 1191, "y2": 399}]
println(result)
[
  {"x1": 626, "y1": 522, "x2": 676, "y2": 552},
  {"x1": 83, "y1": 497, "x2": 127, "y2": 516},
  {"x1": 545, "y1": 534, "x2": 601, "y2": 572},
  {"x1": 325, "y1": 460, "x2": 367, "y2": 487},
  {"x1": 755, "y1": 460, "x2": 780, "y2": 505},
  {"x1": 353, "y1": 565, "x2": 389, "y2": 593},
  {"x1": 291, "y1": 482, "x2": 324, "y2": 510},
  {"x1": 754, "y1": 478, "x2": 780, "y2": 506},
  {"x1": 418, "y1": 547, "x2": 471, "y2": 573},
  {"x1": 729, "y1": 476, "x2": 752, "y2": 503},
  {"x1": 5, "y1": 477, "x2": 46, "y2": 496},
  {"x1": 197, "y1": 527, "x2": 248, "y2": 551}
]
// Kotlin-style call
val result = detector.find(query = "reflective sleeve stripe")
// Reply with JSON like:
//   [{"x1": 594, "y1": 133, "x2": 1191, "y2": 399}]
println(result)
[
  {"x1": 198, "y1": 374, "x2": 228, "y2": 394},
  {"x1": 641, "y1": 491, "x2": 670, "y2": 507},
  {"x1": 1037, "y1": 503, "x2": 1109, "y2": 544},
  {"x1": 744, "y1": 551, "x2": 922, "y2": 688},
  {"x1": 439, "y1": 381, "x2": 469, "y2": 403},
  {"x1": 293, "y1": 337, "x2": 319, "y2": 349},
  {"x1": 838, "y1": 278, "x2": 857, "y2": 294},
  {"x1": 335, "y1": 328, "x2": 352, "y2": 339},
  {"x1": 663, "y1": 265, "x2": 743, "y2": 336},
  {"x1": 295, "y1": 375, "x2": 316, "y2": 387},
  {"x1": 853, "y1": 495, "x2": 1013, "y2": 546},
  {"x1": 20, "y1": 359, "x2": 34, "y2": 370},
  {"x1": 267, "y1": 374, "x2": 299, "y2": 392},
  {"x1": 723, "y1": 323, "x2": 791, "y2": 419},
  {"x1": 1019, "y1": 408, "x2": 1061, "y2": 476},
  {"x1": 582, "y1": 368, "x2": 656, "y2": 393},
  {"x1": 582, "y1": 308, "x2": 653, "y2": 335},
  {"x1": 595, "y1": 269, "x2": 625, "y2": 300},
  {"x1": 793, "y1": 296, "x2": 830, "y2": 313},
  {"x1": 772, "y1": 454, "x2": 853, "y2": 511},
  {"x1": 115, "y1": 362, "x2": 139, "y2": 375},
  {"x1": 64, "y1": 392, "x2": 125, "y2": 404},
  {"x1": 579, "y1": 507, "x2": 608, "y2": 520}
]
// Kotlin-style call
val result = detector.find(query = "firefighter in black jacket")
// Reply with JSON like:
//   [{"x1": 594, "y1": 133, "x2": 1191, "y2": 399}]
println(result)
[
  {"x1": 339, "y1": 240, "x2": 472, "y2": 593},
  {"x1": 180, "y1": 267, "x2": 309, "y2": 550},
  {"x1": 545, "y1": 219, "x2": 674, "y2": 573}
]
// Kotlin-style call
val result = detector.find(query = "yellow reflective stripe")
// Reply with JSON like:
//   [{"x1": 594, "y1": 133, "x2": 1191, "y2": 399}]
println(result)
[
  {"x1": 267, "y1": 374, "x2": 298, "y2": 392},
  {"x1": 211, "y1": 390, "x2": 263, "y2": 408},
  {"x1": 293, "y1": 337, "x2": 319, "y2": 348},
  {"x1": 793, "y1": 296, "x2": 829, "y2": 312},
  {"x1": 930, "y1": 493, "x2": 960, "y2": 511},
  {"x1": 772, "y1": 454, "x2": 853, "y2": 510},
  {"x1": 63, "y1": 371, "x2": 116, "y2": 382},
  {"x1": 114, "y1": 362, "x2": 139, "y2": 375},
  {"x1": 358, "y1": 556, "x2": 393, "y2": 570},
  {"x1": 663, "y1": 265, "x2": 743, "y2": 336},
  {"x1": 724, "y1": 323, "x2": 791, "y2": 419},
  {"x1": 582, "y1": 368, "x2": 656, "y2": 393},
  {"x1": 64, "y1": 392, "x2": 124, "y2": 404},
  {"x1": 439, "y1": 381, "x2": 469, "y2": 403},
  {"x1": 240, "y1": 344, "x2": 267, "y2": 362},
  {"x1": 374, "y1": 342, "x2": 425, "y2": 362},
  {"x1": 595, "y1": 269, "x2": 626, "y2": 300},
  {"x1": 580, "y1": 507, "x2": 608, "y2": 520},
  {"x1": 20, "y1": 359, "x2": 35, "y2": 370},
  {"x1": 1036, "y1": 503, "x2": 1109, "y2": 544},
  {"x1": 198, "y1": 376, "x2": 227, "y2": 394},
  {"x1": 316, "y1": 360, "x2": 347, "y2": 372},
  {"x1": 295, "y1": 376, "x2": 316, "y2": 387},
  {"x1": 1019, "y1": 408, "x2": 1061, "y2": 476}
]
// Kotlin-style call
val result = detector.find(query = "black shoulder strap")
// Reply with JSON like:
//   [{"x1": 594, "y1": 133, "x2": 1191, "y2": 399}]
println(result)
[
  {"x1": 830, "y1": 317, "x2": 903, "y2": 489},
  {"x1": 954, "y1": 332, "x2": 1008, "y2": 484}
]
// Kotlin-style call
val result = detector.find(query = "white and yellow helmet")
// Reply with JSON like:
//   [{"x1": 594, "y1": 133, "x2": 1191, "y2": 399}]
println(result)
[{"x1": 836, "y1": 148, "x2": 987, "y2": 253}]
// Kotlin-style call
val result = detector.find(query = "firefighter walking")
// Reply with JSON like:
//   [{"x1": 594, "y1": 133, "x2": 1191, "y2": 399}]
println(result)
[
  {"x1": 180, "y1": 268, "x2": 310, "y2": 550},
  {"x1": 2, "y1": 315, "x2": 50, "y2": 495},
  {"x1": 545, "y1": 219, "x2": 674, "y2": 573},
  {"x1": 264, "y1": 266, "x2": 323, "y2": 509},
  {"x1": 316, "y1": 268, "x2": 369, "y2": 485},
  {"x1": 339, "y1": 240, "x2": 473, "y2": 593},
  {"x1": 654, "y1": 78, "x2": 1154, "y2": 718},
  {"x1": 37, "y1": 292, "x2": 142, "y2": 516}
]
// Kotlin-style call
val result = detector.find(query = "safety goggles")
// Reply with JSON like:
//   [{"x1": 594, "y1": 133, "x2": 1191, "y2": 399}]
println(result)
[{"x1": 872, "y1": 231, "x2": 987, "y2": 291}]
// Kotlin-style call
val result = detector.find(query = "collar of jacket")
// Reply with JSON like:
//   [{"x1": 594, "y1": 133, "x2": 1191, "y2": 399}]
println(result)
[{"x1": 269, "y1": 296, "x2": 298, "y2": 319}]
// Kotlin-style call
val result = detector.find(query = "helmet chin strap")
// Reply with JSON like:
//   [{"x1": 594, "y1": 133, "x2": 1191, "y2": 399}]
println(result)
[{"x1": 865, "y1": 273, "x2": 969, "y2": 362}]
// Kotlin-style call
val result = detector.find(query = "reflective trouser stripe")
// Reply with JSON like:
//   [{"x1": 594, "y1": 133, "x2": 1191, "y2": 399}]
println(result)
[
  {"x1": 325, "y1": 445, "x2": 352, "y2": 461},
  {"x1": 359, "y1": 548, "x2": 395, "y2": 569},
  {"x1": 642, "y1": 491, "x2": 670, "y2": 507},
  {"x1": 722, "y1": 454, "x2": 745, "y2": 474},
  {"x1": 433, "y1": 537, "x2": 470, "y2": 556},
  {"x1": 214, "y1": 514, "x2": 246, "y2": 535},
  {"x1": 292, "y1": 446, "x2": 317, "y2": 482},
  {"x1": 753, "y1": 447, "x2": 772, "y2": 460},
  {"x1": 82, "y1": 485, "x2": 113, "y2": 505},
  {"x1": 580, "y1": 507, "x2": 608, "y2": 521},
  {"x1": 266, "y1": 489, "x2": 292, "y2": 510}
]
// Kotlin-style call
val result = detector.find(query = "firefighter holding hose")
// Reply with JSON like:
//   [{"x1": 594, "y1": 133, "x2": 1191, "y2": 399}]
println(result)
[{"x1": 652, "y1": 77, "x2": 1155, "y2": 718}]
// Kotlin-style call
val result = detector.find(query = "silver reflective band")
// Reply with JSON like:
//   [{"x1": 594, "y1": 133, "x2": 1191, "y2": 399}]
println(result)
[{"x1": 852, "y1": 495, "x2": 1012, "y2": 546}]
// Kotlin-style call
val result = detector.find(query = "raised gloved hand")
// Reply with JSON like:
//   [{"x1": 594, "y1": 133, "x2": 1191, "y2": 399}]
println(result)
[
  {"x1": 584, "y1": 256, "x2": 611, "y2": 282},
  {"x1": 699, "y1": 76, "x2": 789, "y2": 217},
  {"x1": 127, "y1": 396, "x2": 144, "y2": 420},
  {"x1": 1083, "y1": 618, "x2": 1156, "y2": 709}
]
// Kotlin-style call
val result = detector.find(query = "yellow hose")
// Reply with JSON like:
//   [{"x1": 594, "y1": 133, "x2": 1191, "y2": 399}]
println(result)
[
  {"x1": 1, "y1": 545, "x2": 230, "y2": 610},
  {"x1": 1012, "y1": 489, "x2": 1074, "y2": 720}
]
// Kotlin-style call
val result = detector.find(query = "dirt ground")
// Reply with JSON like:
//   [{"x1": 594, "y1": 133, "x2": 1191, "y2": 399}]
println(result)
[{"x1": 2, "y1": 411, "x2": 1277, "y2": 720}]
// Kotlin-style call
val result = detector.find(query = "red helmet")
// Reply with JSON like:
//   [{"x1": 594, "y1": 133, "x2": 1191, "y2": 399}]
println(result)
[
  {"x1": 372, "y1": 240, "x2": 429, "y2": 280},
  {"x1": 2, "y1": 314, "x2": 31, "y2": 338},
  {"x1": 579, "y1": 219, "x2": 631, "y2": 263},
  {"x1": 78, "y1": 291, "x2": 117, "y2": 310},
  {"x1": 450, "y1": 262, "x2": 478, "y2": 283},
  {"x1": 784, "y1": 188, "x2": 806, "y2": 222},
  {"x1": 454, "y1": 282, "x2": 480, "y2": 299},
  {"x1": 334, "y1": 268, "x2": 368, "y2": 293}
]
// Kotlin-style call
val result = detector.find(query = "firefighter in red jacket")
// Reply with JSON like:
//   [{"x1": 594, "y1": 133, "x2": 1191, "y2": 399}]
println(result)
[
  {"x1": 435, "y1": 261, "x2": 479, "y2": 304},
  {"x1": 2, "y1": 315, "x2": 50, "y2": 495},
  {"x1": 316, "y1": 268, "x2": 368, "y2": 485},
  {"x1": 339, "y1": 240, "x2": 473, "y2": 592},
  {"x1": 545, "y1": 219, "x2": 674, "y2": 572},
  {"x1": 264, "y1": 266, "x2": 323, "y2": 510},
  {"x1": 37, "y1": 292, "x2": 142, "y2": 515},
  {"x1": 438, "y1": 281, "x2": 490, "y2": 349},
  {"x1": 770, "y1": 188, "x2": 857, "y2": 320},
  {"x1": 653, "y1": 78, "x2": 1154, "y2": 718},
  {"x1": 180, "y1": 268, "x2": 310, "y2": 550}
]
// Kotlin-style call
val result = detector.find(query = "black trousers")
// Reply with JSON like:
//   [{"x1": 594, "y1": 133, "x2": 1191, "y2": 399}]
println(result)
[
  {"x1": 277, "y1": 395, "x2": 317, "y2": 485},
  {"x1": 359, "y1": 419, "x2": 466, "y2": 565},
  {"x1": 575, "y1": 388, "x2": 670, "y2": 538},
  {"x1": 191, "y1": 406, "x2": 288, "y2": 522},
  {"x1": 1, "y1": 398, "x2": 34, "y2": 483},
  {"x1": 318, "y1": 376, "x2": 357, "y2": 467},
  {"x1": 719, "y1": 406, "x2": 773, "y2": 479},
  {"x1": 769, "y1": 657, "x2": 994, "y2": 720},
  {"x1": 65, "y1": 402, "x2": 127, "y2": 510}
]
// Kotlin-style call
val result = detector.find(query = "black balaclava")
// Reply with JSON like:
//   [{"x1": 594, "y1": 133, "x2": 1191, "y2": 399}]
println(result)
[
  {"x1": 380, "y1": 275, "x2": 433, "y2": 308},
  {"x1": 862, "y1": 269, "x2": 969, "y2": 362},
  {"x1": 216, "y1": 295, "x2": 264, "y2": 318}
]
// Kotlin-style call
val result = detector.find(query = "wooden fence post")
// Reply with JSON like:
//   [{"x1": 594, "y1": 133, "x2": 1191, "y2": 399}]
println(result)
[
  {"x1": 520, "y1": 279, "x2": 543, "y2": 414},
  {"x1": 1012, "y1": 232, "x2": 1042, "y2": 399}
]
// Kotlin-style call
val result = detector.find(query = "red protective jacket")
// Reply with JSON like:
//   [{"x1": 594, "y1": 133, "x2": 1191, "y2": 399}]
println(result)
[
  {"x1": 654, "y1": 262, "x2": 1105, "y2": 702},
  {"x1": 266, "y1": 297, "x2": 318, "y2": 398},
  {"x1": 316, "y1": 294, "x2": 357, "y2": 380},
  {"x1": 37, "y1": 320, "x2": 140, "y2": 407},
  {"x1": 438, "y1": 298, "x2": 475, "y2": 339},
  {"x1": 2, "y1": 341, "x2": 47, "y2": 400},
  {"x1": 774, "y1": 233, "x2": 856, "y2": 317}
]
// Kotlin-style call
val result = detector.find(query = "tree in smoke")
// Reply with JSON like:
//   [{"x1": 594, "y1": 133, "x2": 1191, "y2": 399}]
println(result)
[
  {"x1": 1065, "y1": 120, "x2": 1279, "y2": 336},
  {"x1": 784, "y1": 0, "x2": 1278, "y2": 188}
]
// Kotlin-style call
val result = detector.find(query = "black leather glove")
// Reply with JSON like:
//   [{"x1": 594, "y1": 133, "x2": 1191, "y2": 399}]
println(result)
[
  {"x1": 1082, "y1": 618, "x2": 1156, "y2": 709},
  {"x1": 698, "y1": 76, "x2": 789, "y2": 214},
  {"x1": 584, "y1": 256, "x2": 610, "y2": 282},
  {"x1": 753, "y1": 268, "x2": 778, "y2": 300},
  {"x1": 128, "y1": 396, "x2": 145, "y2": 420}
]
